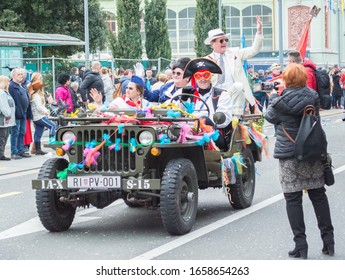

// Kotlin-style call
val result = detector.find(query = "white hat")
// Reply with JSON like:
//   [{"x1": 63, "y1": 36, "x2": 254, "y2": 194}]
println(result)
[
  {"x1": 269, "y1": 63, "x2": 281, "y2": 71},
  {"x1": 204, "y1": 28, "x2": 230, "y2": 45}
]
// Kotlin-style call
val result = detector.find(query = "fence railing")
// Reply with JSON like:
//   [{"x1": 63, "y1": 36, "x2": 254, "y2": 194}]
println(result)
[{"x1": 0, "y1": 56, "x2": 173, "y2": 95}]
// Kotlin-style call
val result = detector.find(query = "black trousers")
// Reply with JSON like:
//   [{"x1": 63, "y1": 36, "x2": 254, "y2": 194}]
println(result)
[
  {"x1": 284, "y1": 187, "x2": 334, "y2": 248},
  {"x1": 0, "y1": 127, "x2": 10, "y2": 157}
]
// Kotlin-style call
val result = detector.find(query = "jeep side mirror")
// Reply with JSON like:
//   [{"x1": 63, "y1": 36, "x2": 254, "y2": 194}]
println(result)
[{"x1": 213, "y1": 112, "x2": 226, "y2": 125}]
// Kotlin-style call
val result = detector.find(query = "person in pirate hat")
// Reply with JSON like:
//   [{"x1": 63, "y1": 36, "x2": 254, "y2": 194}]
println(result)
[{"x1": 182, "y1": 58, "x2": 233, "y2": 149}]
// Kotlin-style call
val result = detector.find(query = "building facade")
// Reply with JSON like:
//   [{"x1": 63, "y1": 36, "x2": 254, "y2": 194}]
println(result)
[{"x1": 100, "y1": 0, "x2": 345, "y2": 68}]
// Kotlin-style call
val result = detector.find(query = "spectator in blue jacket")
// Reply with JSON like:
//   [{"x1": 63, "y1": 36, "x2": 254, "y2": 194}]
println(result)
[
  {"x1": 8, "y1": 68, "x2": 31, "y2": 159},
  {"x1": 145, "y1": 57, "x2": 191, "y2": 103}
]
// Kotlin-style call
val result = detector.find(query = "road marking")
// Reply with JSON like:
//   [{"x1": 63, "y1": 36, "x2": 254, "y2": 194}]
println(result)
[
  {"x1": 334, "y1": 165, "x2": 345, "y2": 174},
  {"x1": 0, "y1": 169, "x2": 39, "y2": 181},
  {"x1": 132, "y1": 165, "x2": 345, "y2": 260},
  {"x1": 0, "y1": 192, "x2": 22, "y2": 199},
  {"x1": 0, "y1": 200, "x2": 123, "y2": 241},
  {"x1": 131, "y1": 193, "x2": 284, "y2": 260}
]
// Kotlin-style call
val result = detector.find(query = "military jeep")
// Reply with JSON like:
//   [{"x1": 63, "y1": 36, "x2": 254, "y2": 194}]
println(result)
[{"x1": 32, "y1": 98, "x2": 263, "y2": 235}]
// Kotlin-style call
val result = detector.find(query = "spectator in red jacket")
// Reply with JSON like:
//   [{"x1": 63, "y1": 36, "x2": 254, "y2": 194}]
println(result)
[{"x1": 287, "y1": 52, "x2": 317, "y2": 91}]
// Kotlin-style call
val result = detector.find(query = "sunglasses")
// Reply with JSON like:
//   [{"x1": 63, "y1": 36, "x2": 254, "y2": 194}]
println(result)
[
  {"x1": 217, "y1": 38, "x2": 228, "y2": 44},
  {"x1": 126, "y1": 87, "x2": 134, "y2": 90},
  {"x1": 194, "y1": 71, "x2": 212, "y2": 81},
  {"x1": 172, "y1": 71, "x2": 183, "y2": 76}
]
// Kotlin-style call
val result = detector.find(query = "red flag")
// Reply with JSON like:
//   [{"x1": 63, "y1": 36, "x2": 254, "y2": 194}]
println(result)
[{"x1": 296, "y1": 18, "x2": 312, "y2": 60}]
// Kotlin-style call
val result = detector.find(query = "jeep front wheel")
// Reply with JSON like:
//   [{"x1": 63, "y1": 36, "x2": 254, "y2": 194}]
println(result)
[
  {"x1": 160, "y1": 158, "x2": 198, "y2": 235},
  {"x1": 229, "y1": 147, "x2": 255, "y2": 209},
  {"x1": 35, "y1": 158, "x2": 76, "y2": 232}
]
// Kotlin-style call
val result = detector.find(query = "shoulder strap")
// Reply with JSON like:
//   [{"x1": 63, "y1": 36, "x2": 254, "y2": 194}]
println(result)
[
  {"x1": 212, "y1": 87, "x2": 223, "y2": 110},
  {"x1": 282, "y1": 125, "x2": 295, "y2": 143},
  {"x1": 282, "y1": 105, "x2": 316, "y2": 143}
]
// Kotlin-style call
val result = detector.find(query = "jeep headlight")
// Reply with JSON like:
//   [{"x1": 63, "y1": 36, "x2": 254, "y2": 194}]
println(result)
[
  {"x1": 138, "y1": 131, "x2": 154, "y2": 146},
  {"x1": 61, "y1": 131, "x2": 76, "y2": 143}
]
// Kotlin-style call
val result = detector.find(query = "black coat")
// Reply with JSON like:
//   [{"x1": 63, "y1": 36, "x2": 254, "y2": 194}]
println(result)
[
  {"x1": 80, "y1": 70, "x2": 105, "y2": 102},
  {"x1": 332, "y1": 74, "x2": 342, "y2": 97},
  {"x1": 265, "y1": 86, "x2": 320, "y2": 159}
]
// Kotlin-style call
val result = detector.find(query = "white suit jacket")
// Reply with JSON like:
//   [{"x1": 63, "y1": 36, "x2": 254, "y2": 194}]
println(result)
[{"x1": 207, "y1": 33, "x2": 263, "y2": 106}]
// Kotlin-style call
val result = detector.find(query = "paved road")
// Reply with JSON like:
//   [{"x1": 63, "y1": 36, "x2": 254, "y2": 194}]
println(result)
[{"x1": 0, "y1": 109, "x2": 344, "y2": 279}]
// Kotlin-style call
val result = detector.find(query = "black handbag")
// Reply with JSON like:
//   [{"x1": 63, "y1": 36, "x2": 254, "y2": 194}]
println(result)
[
  {"x1": 322, "y1": 153, "x2": 335, "y2": 186},
  {"x1": 282, "y1": 105, "x2": 327, "y2": 161}
]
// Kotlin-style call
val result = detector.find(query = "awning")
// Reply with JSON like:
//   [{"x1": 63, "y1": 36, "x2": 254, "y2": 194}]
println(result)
[{"x1": 0, "y1": 31, "x2": 85, "y2": 47}]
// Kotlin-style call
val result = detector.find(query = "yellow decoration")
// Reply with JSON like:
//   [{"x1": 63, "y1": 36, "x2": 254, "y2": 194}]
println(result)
[
  {"x1": 88, "y1": 103, "x2": 97, "y2": 112},
  {"x1": 232, "y1": 116, "x2": 239, "y2": 127}
]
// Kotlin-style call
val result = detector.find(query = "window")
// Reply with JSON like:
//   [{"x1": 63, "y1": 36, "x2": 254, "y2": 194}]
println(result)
[
  {"x1": 242, "y1": 5, "x2": 272, "y2": 50},
  {"x1": 106, "y1": 12, "x2": 116, "y2": 34},
  {"x1": 167, "y1": 9, "x2": 177, "y2": 53},
  {"x1": 178, "y1": 8, "x2": 195, "y2": 52},
  {"x1": 225, "y1": 5, "x2": 272, "y2": 50},
  {"x1": 224, "y1": 6, "x2": 241, "y2": 48}
]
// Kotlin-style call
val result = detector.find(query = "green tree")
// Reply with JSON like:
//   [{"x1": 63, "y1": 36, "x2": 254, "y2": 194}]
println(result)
[
  {"x1": 109, "y1": 0, "x2": 142, "y2": 65},
  {"x1": 0, "y1": 0, "x2": 108, "y2": 57},
  {"x1": 194, "y1": 0, "x2": 220, "y2": 57},
  {"x1": 144, "y1": 0, "x2": 171, "y2": 67},
  {"x1": 0, "y1": 9, "x2": 26, "y2": 31}
]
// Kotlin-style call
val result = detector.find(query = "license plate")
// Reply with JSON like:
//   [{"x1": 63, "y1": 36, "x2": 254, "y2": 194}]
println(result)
[{"x1": 67, "y1": 175, "x2": 121, "y2": 189}]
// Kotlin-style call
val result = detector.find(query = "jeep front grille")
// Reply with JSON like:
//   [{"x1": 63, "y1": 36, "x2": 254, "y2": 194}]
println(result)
[{"x1": 65, "y1": 126, "x2": 153, "y2": 175}]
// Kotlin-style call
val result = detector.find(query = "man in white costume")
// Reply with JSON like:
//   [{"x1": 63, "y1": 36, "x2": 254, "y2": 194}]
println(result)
[{"x1": 205, "y1": 16, "x2": 263, "y2": 116}]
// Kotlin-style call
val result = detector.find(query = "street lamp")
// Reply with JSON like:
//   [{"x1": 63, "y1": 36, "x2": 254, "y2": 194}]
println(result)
[
  {"x1": 84, "y1": 0, "x2": 90, "y2": 69},
  {"x1": 218, "y1": 0, "x2": 222, "y2": 28},
  {"x1": 278, "y1": 0, "x2": 284, "y2": 69}
]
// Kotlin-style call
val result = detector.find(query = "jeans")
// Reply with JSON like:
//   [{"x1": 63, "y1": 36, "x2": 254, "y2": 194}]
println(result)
[
  {"x1": 10, "y1": 118, "x2": 26, "y2": 155},
  {"x1": 33, "y1": 117, "x2": 56, "y2": 143}
]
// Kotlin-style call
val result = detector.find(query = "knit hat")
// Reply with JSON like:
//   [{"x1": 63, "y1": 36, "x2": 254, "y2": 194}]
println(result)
[{"x1": 28, "y1": 81, "x2": 47, "y2": 94}]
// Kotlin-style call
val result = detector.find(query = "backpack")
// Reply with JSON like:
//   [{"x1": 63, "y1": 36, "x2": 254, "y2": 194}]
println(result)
[
  {"x1": 315, "y1": 69, "x2": 332, "y2": 109},
  {"x1": 282, "y1": 105, "x2": 327, "y2": 161},
  {"x1": 314, "y1": 69, "x2": 331, "y2": 96}
]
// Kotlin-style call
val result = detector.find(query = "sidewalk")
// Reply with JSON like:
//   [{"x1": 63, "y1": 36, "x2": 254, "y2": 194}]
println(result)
[
  {"x1": 1, "y1": 130, "x2": 55, "y2": 176},
  {"x1": 1, "y1": 108, "x2": 343, "y2": 176}
]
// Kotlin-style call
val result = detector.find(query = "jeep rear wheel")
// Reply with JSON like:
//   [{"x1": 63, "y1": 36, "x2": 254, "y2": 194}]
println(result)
[
  {"x1": 35, "y1": 158, "x2": 76, "y2": 232},
  {"x1": 160, "y1": 158, "x2": 198, "y2": 235},
  {"x1": 229, "y1": 148, "x2": 255, "y2": 209}
]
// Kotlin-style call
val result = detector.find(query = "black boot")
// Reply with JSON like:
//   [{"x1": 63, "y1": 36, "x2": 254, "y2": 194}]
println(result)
[
  {"x1": 308, "y1": 188, "x2": 335, "y2": 256},
  {"x1": 288, "y1": 247, "x2": 308, "y2": 259},
  {"x1": 284, "y1": 192, "x2": 308, "y2": 259},
  {"x1": 35, "y1": 142, "x2": 47, "y2": 156}
]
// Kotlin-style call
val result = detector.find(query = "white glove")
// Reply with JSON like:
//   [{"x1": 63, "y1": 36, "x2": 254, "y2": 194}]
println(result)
[{"x1": 134, "y1": 62, "x2": 145, "y2": 78}]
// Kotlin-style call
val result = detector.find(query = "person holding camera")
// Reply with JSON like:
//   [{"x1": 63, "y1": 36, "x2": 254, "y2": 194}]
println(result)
[
  {"x1": 250, "y1": 71, "x2": 266, "y2": 112},
  {"x1": 265, "y1": 63, "x2": 335, "y2": 259}
]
